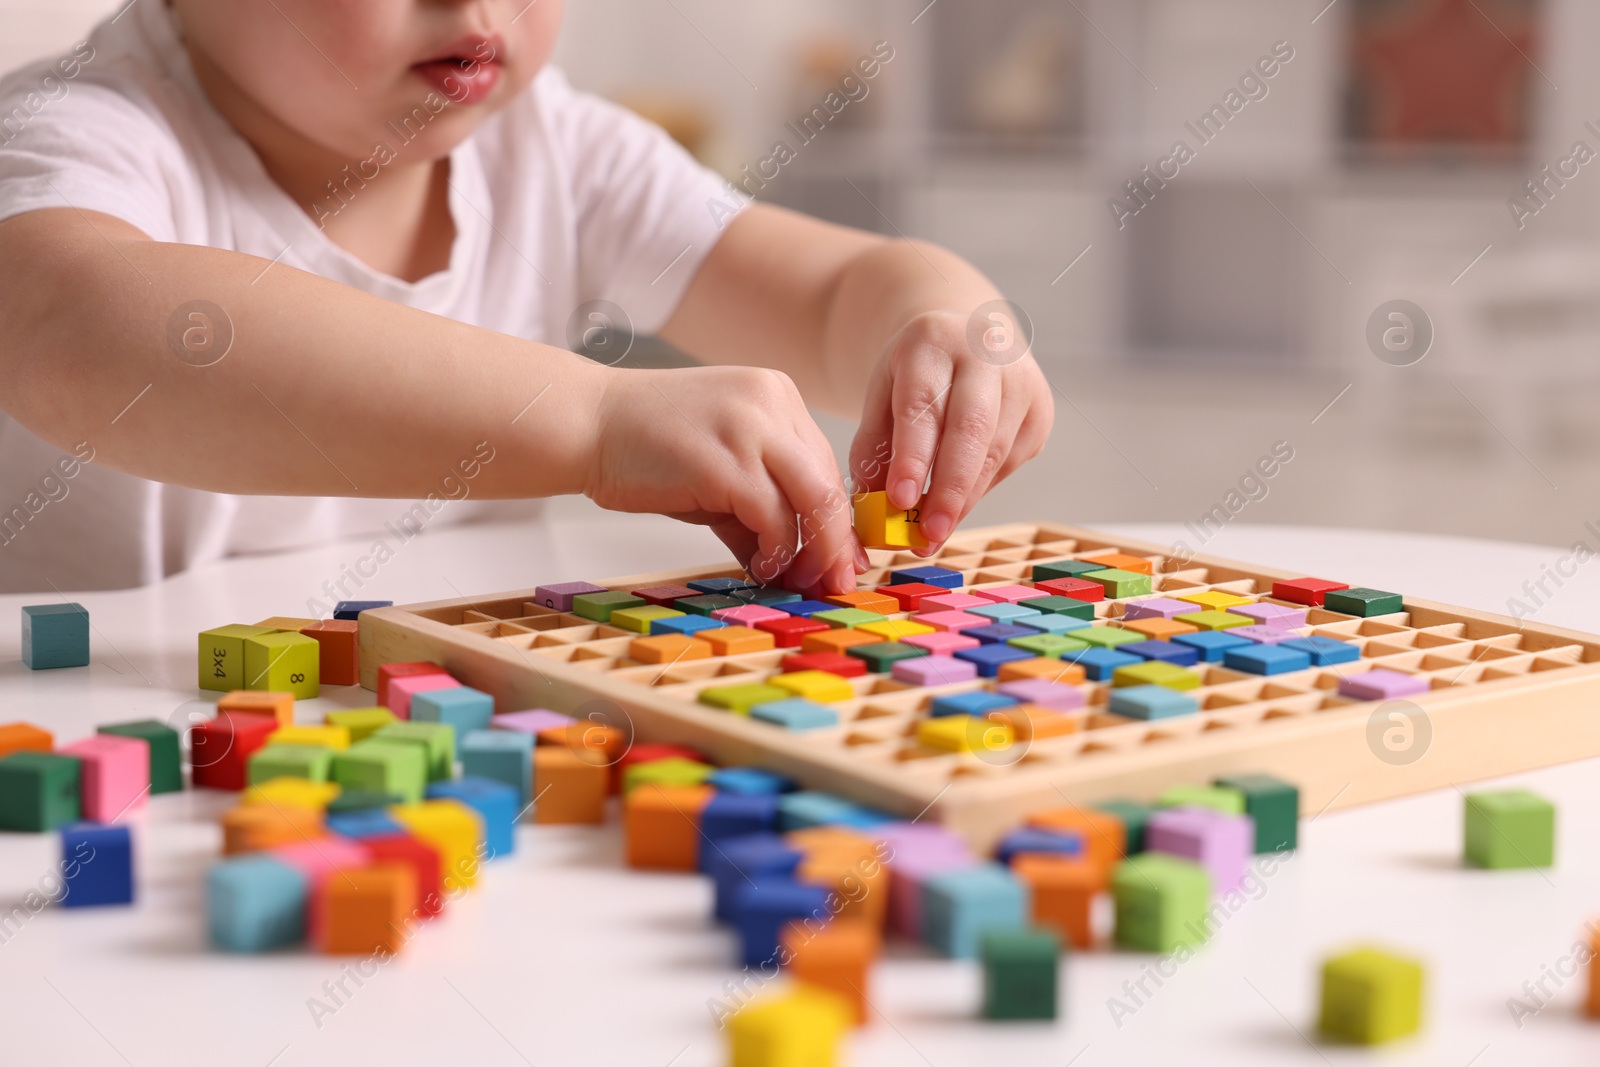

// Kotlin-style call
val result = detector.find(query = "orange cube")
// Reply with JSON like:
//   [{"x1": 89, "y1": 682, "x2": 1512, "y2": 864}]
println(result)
[
  {"x1": 0, "y1": 723, "x2": 53, "y2": 760},
  {"x1": 222, "y1": 803, "x2": 325, "y2": 855},
  {"x1": 1587, "y1": 924, "x2": 1600, "y2": 1018},
  {"x1": 218, "y1": 690, "x2": 295, "y2": 727},
  {"x1": 701, "y1": 626, "x2": 776, "y2": 657},
  {"x1": 783, "y1": 921, "x2": 881, "y2": 1024},
  {"x1": 786, "y1": 826, "x2": 877, "y2": 858},
  {"x1": 533, "y1": 746, "x2": 608, "y2": 824},
  {"x1": 1028, "y1": 805, "x2": 1127, "y2": 874},
  {"x1": 322, "y1": 865, "x2": 417, "y2": 955},
  {"x1": 1013, "y1": 854, "x2": 1105, "y2": 949},
  {"x1": 823, "y1": 591, "x2": 900, "y2": 615},
  {"x1": 628, "y1": 634, "x2": 713, "y2": 665},
  {"x1": 989, "y1": 704, "x2": 1083, "y2": 742},
  {"x1": 1120, "y1": 617, "x2": 1197, "y2": 641},
  {"x1": 303, "y1": 620, "x2": 360, "y2": 686},
  {"x1": 800, "y1": 629, "x2": 880, "y2": 655},
  {"x1": 997, "y1": 658, "x2": 1086, "y2": 684},
  {"x1": 1082, "y1": 553, "x2": 1153, "y2": 575},
  {"x1": 625, "y1": 784, "x2": 714, "y2": 870},
  {"x1": 798, "y1": 848, "x2": 889, "y2": 929}
]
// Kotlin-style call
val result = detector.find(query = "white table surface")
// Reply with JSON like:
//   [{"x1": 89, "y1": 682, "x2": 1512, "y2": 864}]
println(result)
[{"x1": 3, "y1": 510, "x2": 1599, "y2": 1067}]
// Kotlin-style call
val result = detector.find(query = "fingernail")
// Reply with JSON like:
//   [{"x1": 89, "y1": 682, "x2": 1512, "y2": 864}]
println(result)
[
  {"x1": 922, "y1": 513, "x2": 952, "y2": 543},
  {"x1": 787, "y1": 557, "x2": 820, "y2": 591},
  {"x1": 854, "y1": 545, "x2": 870, "y2": 572},
  {"x1": 891, "y1": 479, "x2": 919, "y2": 509}
]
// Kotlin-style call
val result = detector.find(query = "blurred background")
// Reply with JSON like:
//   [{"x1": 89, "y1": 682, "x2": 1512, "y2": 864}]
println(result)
[{"x1": 8, "y1": 0, "x2": 1599, "y2": 551}]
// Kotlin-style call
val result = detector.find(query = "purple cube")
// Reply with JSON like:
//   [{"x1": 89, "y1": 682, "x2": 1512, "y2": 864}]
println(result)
[
  {"x1": 533, "y1": 581, "x2": 608, "y2": 613},
  {"x1": 1338, "y1": 668, "x2": 1431, "y2": 701},
  {"x1": 1147, "y1": 806, "x2": 1255, "y2": 893},
  {"x1": 1122, "y1": 597, "x2": 1202, "y2": 621},
  {"x1": 1229, "y1": 625, "x2": 1298, "y2": 645},
  {"x1": 1228, "y1": 602, "x2": 1308, "y2": 629},
  {"x1": 995, "y1": 678, "x2": 1085, "y2": 711},
  {"x1": 892, "y1": 655, "x2": 979, "y2": 687},
  {"x1": 492, "y1": 708, "x2": 577, "y2": 736}
]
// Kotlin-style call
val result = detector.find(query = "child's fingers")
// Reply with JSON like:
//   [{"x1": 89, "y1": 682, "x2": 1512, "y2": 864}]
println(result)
[
  {"x1": 846, "y1": 372, "x2": 895, "y2": 494},
  {"x1": 767, "y1": 435, "x2": 856, "y2": 593},
  {"x1": 885, "y1": 351, "x2": 952, "y2": 512},
  {"x1": 919, "y1": 368, "x2": 1001, "y2": 546}
]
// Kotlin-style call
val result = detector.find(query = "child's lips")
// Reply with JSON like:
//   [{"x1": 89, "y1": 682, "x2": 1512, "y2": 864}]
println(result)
[{"x1": 411, "y1": 57, "x2": 501, "y2": 105}]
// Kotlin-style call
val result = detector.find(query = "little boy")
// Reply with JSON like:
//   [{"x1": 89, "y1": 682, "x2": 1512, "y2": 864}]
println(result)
[{"x1": 0, "y1": 0, "x2": 1051, "y2": 595}]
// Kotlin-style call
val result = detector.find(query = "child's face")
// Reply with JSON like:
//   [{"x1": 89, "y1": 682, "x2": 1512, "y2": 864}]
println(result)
[{"x1": 172, "y1": 0, "x2": 562, "y2": 160}]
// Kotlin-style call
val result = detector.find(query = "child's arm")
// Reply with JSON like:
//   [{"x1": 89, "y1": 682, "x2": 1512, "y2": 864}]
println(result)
[
  {"x1": 0, "y1": 208, "x2": 859, "y2": 591},
  {"x1": 659, "y1": 202, "x2": 1054, "y2": 554}
]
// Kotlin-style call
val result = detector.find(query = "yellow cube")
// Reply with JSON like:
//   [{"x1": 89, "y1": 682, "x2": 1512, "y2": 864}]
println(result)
[
  {"x1": 917, "y1": 715, "x2": 1015, "y2": 754},
  {"x1": 324, "y1": 707, "x2": 397, "y2": 743},
  {"x1": 243, "y1": 632, "x2": 320, "y2": 698},
  {"x1": 770, "y1": 670, "x2": 856, "y2": 703},
  {"x1": 857, "y1": 619, "x2": 935, "y2": 642},
  {"x1": 242, "y1": 777, "x2": 341, "y2": 811},
  {"x1": 851, "y1": 490, "x2": 929, "y2": 550},
  {"x1": 391, "y1": 799, "x2": 485, "y2": 892},
  {"x1": 1113, "y1": 661, "x2": 1202, "y2": 690},
  {"x1": 268, "y1": 723, "x2": 351, "y2": 750},
  {"x1": 729, "y1": 987, "x2": 852, "y2": 1067},
  {"x1": 609, "y1": 605, "x2": 684, "y2": 634},
  {"x1": 198, "y1": 624, "x2": 276, "y2": 692},
  {"x1": 1176, "y1": 591, "x2": 1253, "y2": 612}
]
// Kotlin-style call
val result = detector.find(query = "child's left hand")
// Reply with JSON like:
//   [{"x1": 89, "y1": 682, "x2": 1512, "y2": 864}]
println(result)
[{"x1": 845, "y1": 308, "x2": 1054, "y2": 554}]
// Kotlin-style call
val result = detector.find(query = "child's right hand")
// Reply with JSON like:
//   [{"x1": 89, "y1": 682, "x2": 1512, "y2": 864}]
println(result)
[{"x1": 585, "y1": 366, "x2": 863, "y2": 596}]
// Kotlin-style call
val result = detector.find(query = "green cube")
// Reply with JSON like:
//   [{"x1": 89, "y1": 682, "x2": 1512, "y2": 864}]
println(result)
[
  {"x1": 674, "y1": 594, "x2": 742, "y2": 617},
  {"x1": 1026, "y1": 596, "x2": 1097, "y2": 620},
  {"x1": 622, "y1": 757, "x2": 714, "y2": 794},
  {"x1": 374, "y1": 722, "x2": 456, "y2": 782},
  {"x1": 247, "y1": 744, "x2": 333, "y2": 785},
  {"x1": 1111, "y1": 852, "x2": 1210, "y2": 953},
  {"x1": 813, "y1": 608, "x2": 886, "y2": 629},
  {"x1": 1318, "y1": 946, "x2": 1424, "y2": 1045},
  {"x1": 1324, "y1": 588, "x2": 1404, "y2": 618},
  {"x1": 1113, "y1": 661, "x2": 1201, "y2": 690},
  {"x1": 1463, "y1": 789, "x2": 1554, "y2": 869},
  {"x1": 21, "y1": 603, "x2": 90, "y2": 670},
  {"x1": 197, "y1": 624, "x2": 275, "y2": 692},
  {"x1": 699, "y1": 683, "x2": 790, "y2": 714},
  {"x1": 571, "y1": 591, "x2": 645, "y2": 623},
  {"x1": 98, "y1": 719, "x2": 183, "y2": 794},
  {"x1": 1094, "y1": 799, "x2": 1154, "y2": 853},
  {"x1": 1031, "y1": 560, "x2": 1103, "y2": 583},
  {"x1": 331, "y1": 740, "x2": 427, "y2": 803},
  {"x1": 846, "y1": 641, "x2": 927, "y2": 673},
  {"x1": 609, "y1": 605, "x2": 683, "y2": 634},
  {"x1": 0, "y1": 751, "x2": 81, "y2": 831},
  {"x1": 1156, "y1": 783, "x2": 1246, "y2": 815},
  {"x1": 243, "y1": 632, "x2": 319, "y2": 698},
  {"x1": 1073, "y1": 626, "x2": 1145, "y2": 650},
  {"x1": 1081, "y1": 569, "x2": 1152, "y2": 599},
  {"x1": 326, "y1": 788, "x2": 403, "y2": 814},
  {"x1": 981, "y1": 928, "x2": 1061, "y2": 1020},
  {"x1": 1215, "y1": 773, "x2": 1299, "y2": 852},
  {"x1": 324, "y1": 707, "x2": 397, "y2": 743},
  {"x1": 1007, "y1": 633, "x2": 1089, "y2": 658}
]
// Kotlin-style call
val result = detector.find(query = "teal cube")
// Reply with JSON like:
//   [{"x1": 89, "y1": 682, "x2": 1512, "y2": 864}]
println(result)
[
  {"x1": 922, "y1": 864, "x2": 1028, "y2": 958},
  {"x1": 21, "y1": 603, "x2": 89, "y2": 670},
  {"x1": 460, "y1": 729, "x2": 533, "y2": 805},
  {"x1": 982, "y1": 928, "x2": 1061, "y2": 1020},
  {"x1": 372, "y1": 722, "x2": 455, "y2": 782},
  {"x1": 1112, "y1": 852, "x2": 1210, "y2": 953},
  {"x1": 1031, "y1": 560, "x2": 1103, "y2": 582},
  {"x1": 1215, "y1": 773, "x2": 1300, "y2": 852},
  {"x1": 98, "y1": 720, "x2": 183, "y2": 794},
  {"x1": 0, "y1": 751, "x2": 81, "y2": 831},
  {"x1": 1463, "y1": 789, "x2": 1554, "y2": 869},
  {"x1": 410, "y1": 686, "x2": 495, "y2": 741},
  {"x1": 207, "y1": 856, "x2": 308, "y2": 952},
  {"x1": 1026, "y1": 595, "x2": 1097, "y2": 620}
]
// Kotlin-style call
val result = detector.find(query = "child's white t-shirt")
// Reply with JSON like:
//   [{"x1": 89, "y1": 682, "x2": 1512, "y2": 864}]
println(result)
[{"x1": 0, "y1": 1, "x2": 742, "y2": 592}]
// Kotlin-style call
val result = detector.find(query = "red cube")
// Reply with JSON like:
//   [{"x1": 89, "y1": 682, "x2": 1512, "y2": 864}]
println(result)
[
  {"x1": 630, "y1": 584, "x2": 697, "y2": 607},
  {"x1": 190, "y1": 712, "x2": 277, "y2": 791},
  {"x1": 1271, "y1": 578, "x2": 1350, "y2": 607},
  {"x1": 1035, "y1": 577, "x2": 1105, "y2": 603},
  {"x1": 757, "y1": 616, "x2": 830, "y2": 648},
  {"x1": 780, "y1": 651, "x2": 868, "y2": 678},
  {"x1": 873, "y1": 583, "x2": 946, "y2": 612},
  {"x1": 363, "y1": 833, "x2": 446, "y2": 919}
]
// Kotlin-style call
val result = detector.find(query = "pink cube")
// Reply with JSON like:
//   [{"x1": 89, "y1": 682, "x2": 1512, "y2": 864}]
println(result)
[
  {"x1": 973, "y1": 584, "x2": 1050, "y2": 604},
  {"x1": 1229, "y1": 625, "x2": 1297, "y2": 645},
  {"x1": 1147, "y1": 807, "x2": 1254, "y2": 893},
  {"x1": 1338, "y1": 668, "x2": 1430, "y2": 701},
  {"x1": 920, "y1": 592, "x2": 990, "y2": 612},
  {"x1": 1227, "y1": 603, "x2": 1308, "y2": 629},
  {"x1": 60, "y1": 735, "x2": 149, "y2": 823},
  {"x1": 902, "y1": 631, "x2": 981, "y2": 656},
  {"x1": 892, "y1": 656, "x2": 979, "y2": 687},
  {"x1": 711, "y1": 605, "x2": 788, "y2": 625},
  {"x1": 532, "y1": 581, "x2": 607, "y2": 612},
  {"x1": 914, "y1": 610, "x2": 987, "y2": 633},
  {"x1": 272, "y1": 837, "x2": 371, "y2": 946},
  {"x1": 995, "y1": 678, "x2": 1086, "y2": 710},
  {"x1": 1122, "y1": 597, "x2": 1200, "y2": 621},
  {"x1": 386, "y1": 674, "x2": 461, "y2": 720},
  {"x1": 493, "y1": 708, "x2": 577, "y2": 736}
]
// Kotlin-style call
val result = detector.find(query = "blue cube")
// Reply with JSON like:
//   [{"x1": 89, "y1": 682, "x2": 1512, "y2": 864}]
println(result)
[
  {"x1": 60, "y1": 824, "x2": 132, "y2": 907},
  {"x1": 922, "y1": 864, "x2": 1028, "y2": 958},
  {"x1": 930, "y1": 691, "x2": 1018, "y2": 719},
  {"x1": 732, "y1": 880, "x2": 834, "y2": 967},
  {"x1": 708, "y1": 767, "x2": 796, "y2": 796},
  {"x1": 733, "y1": 587, "x2": 802, "y2": 607},
  {"x1": 410, "y1": 686, "x2": 495, "y2": 740},
  {"x1": 1109, "y1": 684, "x2": 1199, "y2": 720},
  {"x1": 1122, "y1": 639, "x2": 1201, "y2": 667},
  {"x1": 1066, "y1": 647, "x2": 1141, "y2": 681},
  {"x1": 426, "y1": 777, "x2": 520, "y2": 859},
  {"x1": 651, "y1": 614, "x2": 728, "y2": 636},
  {"x1": 687, "y1": 577, "x2": 757, "y2": 596},
  {"x1": 699, "y1": 793, "x2": 780, "y2": 869},
  {"x1": 460, "y1": 729, "x2": 533, "y2": 804},
  {"x1": 21, "y1": 603, "x2": 89, "y2": 670},
  {"x1": 1224, "y1": 645, "x2": 1313, "y2": 676},
  {"x1": 777, "y1": 791, "x2": 892, "y2": 832},
  {"x1": 954, "y1": 644, "x2": 1034, "y2": 677},
  {"x1": 963, "y1": 623, "x2": 1038, "y2": 646},
  {"x1": 1172, "y1": 630, "x2": 1253, "y2": 663},
  {"x1": 967, "y1": 603, "x2": 1042, "y2": 623},
  {"x1": 326, "y1": 809, "x2": 404, "y2": 839},
  {"x1": 774, "y1": 600, "x2": 835, "y2": 618},
  {"x1": 1279, "y1": 636, "x2": 1360, "y2": 667},
  {"x1": 750, "y1": 698, "x2": 838, "y2": 731},
  {"x1": 207, "y1": 856, "x2": 308, "y2": 952},
  {"x1": 333, "y1": 600, "x2": 392, "y2": 620},
  {"x1": 706, "y1": 833, "x2": 802, "y2": 923},
  {"x1": 995, "y1": 827, "x2": 1083, "y2": 866},
  {"x1": 890, "y1": 565, "x2": 964, "y2": 588}
]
